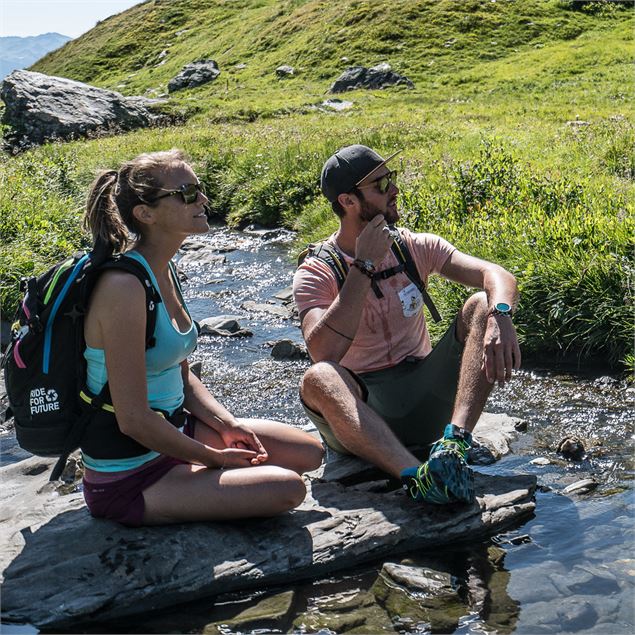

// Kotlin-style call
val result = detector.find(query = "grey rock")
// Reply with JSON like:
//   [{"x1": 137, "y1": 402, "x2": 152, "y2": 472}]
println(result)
[
  {"x1": 1, "y1": 70, "x2": 165, "y2": 150},
  {"x1": 168, "y1": 59, "x2": 220, "y2": 93},
  {"x1": 530, "y1": 457, "x2": 552, "y2": 466},
  {"x1": 199, "y1": 316, "x2": 252, "y2": 338},
  {"x1": 560, "y1": 599, "x2": 598, "y2": 630},
  {"x1": 204, "y1": 590, "x2": 296, "y2": 633},
  {"x1": 372, "y1": 562, "x2": 463, "y2": 633},
  {"x1": 242, "y1": 225, "x2": 292, "y2": 241},
  {"x1": 321, "y1": 98, "x2": 353, "y2": 111},
  {"x1": 273, "y1": 286, "x2": 294, "y2": 303},
  {"x1": 180, "y1": 238, "x2": 208, "y2": 251},
  {"x1": 471, "y1": 412, "x2": 521, "y2": 460},
  {"x1": 506, "y1": 564, "x2": 561, "y2": 604},
  {"x1": 379, "y1": 562, "x2": 456, "y2": 596},
  {"x1": 293, "y1": 590, "x2": 387, "y2": 634},
  {"x1": 241, "y1": 301, "x2": 292, "y2": 319},
  {"x1": 199, "y1": 316, "x2": 243, "y2": 332},
  {"x1": 276, "y1": 65, "x2": 295, "y2": 77},
  {"x1": 551, "y1": 564, "x2": 619, "y2": 597},
  {"x1": 562, "y1": 478, "x2": 598, "y2": 495},
  {"x1": 270, "y1": 339, "x2": 308, "y2": 360},
  {"x1": 468, "y1": 442, "x2": 497, "y2": 465},
  {"x1": 178, "y1": 248, "x2": 226, "y2": 269},
  {"x1": 330, "y1": 62, "x2": 414, "y2": 93},
  {"x1": 516, "y1": 597, "x2": 603, "y2": 632},
  {"x1": 0, "y1": 454, "x2": 535, "y2": 629},
  {"x1": 556, "y1": 436, "x2": 586, "y2": 460}
]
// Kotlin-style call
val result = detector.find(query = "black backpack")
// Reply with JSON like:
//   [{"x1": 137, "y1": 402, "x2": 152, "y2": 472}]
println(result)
[
  {"x1": 1, "y1": 249, "x2": 161, "y2": 481},
  {"x1": 298, "y1": 230, "x2": 442, "y2": 323}
]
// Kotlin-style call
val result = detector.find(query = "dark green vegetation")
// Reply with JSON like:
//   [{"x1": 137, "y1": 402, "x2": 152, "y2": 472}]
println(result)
[{"x1": 1, "y1": 0, "x2": 633, "y2": 370}]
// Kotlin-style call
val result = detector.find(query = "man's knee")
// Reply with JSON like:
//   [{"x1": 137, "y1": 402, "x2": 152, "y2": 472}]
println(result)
[
  {"x1": 301, "y1": 361, "x2": 342, "y2": 399},
  {"x1": 457, "y1": 291, "x2": 489, "y2": 340},
  {"x1": 300, "y1": 361, "x2": 358, "y2": 406}
]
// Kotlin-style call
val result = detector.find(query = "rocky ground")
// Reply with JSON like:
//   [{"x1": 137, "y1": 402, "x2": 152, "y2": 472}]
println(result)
[{"x1": 0, "y1": 414, "x2": 535, "y2": 631}]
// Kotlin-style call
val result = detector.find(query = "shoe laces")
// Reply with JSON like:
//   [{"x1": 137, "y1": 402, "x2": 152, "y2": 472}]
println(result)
[
  {"x1": 431, "y1": 436, "x2": 470, "y2": 460},
  {"x1": 406, "y1": 463, "x2": 448, "y2": 501}
]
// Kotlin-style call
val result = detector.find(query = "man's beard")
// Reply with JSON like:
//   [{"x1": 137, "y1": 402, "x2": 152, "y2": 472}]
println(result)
[{"x1": 359, "y1": 196, "x2": 398, "y2": 224}]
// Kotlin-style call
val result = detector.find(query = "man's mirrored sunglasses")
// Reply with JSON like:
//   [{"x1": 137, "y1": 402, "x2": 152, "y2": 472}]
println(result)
[
  {"x1": 358, "y1": 170, "x2": 398, "y2": 194},
  {"x1": 151, "y1": 182, "x2": 204, "y2": 204}
]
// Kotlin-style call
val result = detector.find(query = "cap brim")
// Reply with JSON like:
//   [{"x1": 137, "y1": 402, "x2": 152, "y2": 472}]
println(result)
[{"x1": 355, "y1": 149, "x2": 402, "y2": 186}]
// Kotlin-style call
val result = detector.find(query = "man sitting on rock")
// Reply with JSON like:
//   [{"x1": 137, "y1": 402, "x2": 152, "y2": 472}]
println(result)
[{"x1": 293, "y1": 145, "x2": 521, "y2": 505}]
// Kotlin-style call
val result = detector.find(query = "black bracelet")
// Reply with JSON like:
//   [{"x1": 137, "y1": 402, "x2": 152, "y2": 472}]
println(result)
[{"x1": 324, "y1": 322, "x2": 354, "y2": 341}]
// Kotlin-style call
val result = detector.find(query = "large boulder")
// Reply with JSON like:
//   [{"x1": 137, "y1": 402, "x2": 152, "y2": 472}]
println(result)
[
  {"x1": 168, "y1": 60, "x2": 220, "y2": 92},
  {"x1": 330, "y1": 62, "x2": 414, "y2": 93},
  {"x1": 0, "y1": 417, "x2": 536, "y2": 630},
  {"x1": 0, "y1": 70, "x2": 165, "y2": 150}
]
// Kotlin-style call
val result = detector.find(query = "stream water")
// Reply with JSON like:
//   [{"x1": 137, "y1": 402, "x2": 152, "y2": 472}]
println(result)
[{"x1": 2, "y1": 226, "x2": 633, "y2": 634}]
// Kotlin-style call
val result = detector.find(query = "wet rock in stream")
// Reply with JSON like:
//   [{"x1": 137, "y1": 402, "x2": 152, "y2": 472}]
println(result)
[
  {"x1": 199, "y1": 316, "x2": 253, "y2": 337},
  {"x1": 203, "y1": 590, "x2": 296, "y2": 634},
  {"x1": 269, "y1": 339, "x2": 308, "y2": 360},
  {"x1": 0, "y1": 413, "x2": 535, "y2": 630},
  {"x1": 178, "y1": 248, "x2": 227, "y2": 268},
  {"x1": 371, "y1": 562, "x2": 464, "y2": 633},
  {"x1": 557, "y1": 436, "x2": 586, "y2": 461},
  {"x1": 241, "y1": 300, "x2": 293, "y2": 319}
]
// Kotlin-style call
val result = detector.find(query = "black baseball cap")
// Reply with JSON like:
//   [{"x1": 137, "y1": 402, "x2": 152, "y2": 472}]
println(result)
[{"x1": 320, "y1": 145, "x2": 402, "y2": 202}]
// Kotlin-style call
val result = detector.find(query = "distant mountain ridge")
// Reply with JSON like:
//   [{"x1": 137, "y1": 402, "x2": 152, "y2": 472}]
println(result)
[{"x1": 0, "y1": 33, "x2": 71, "y2": 80}]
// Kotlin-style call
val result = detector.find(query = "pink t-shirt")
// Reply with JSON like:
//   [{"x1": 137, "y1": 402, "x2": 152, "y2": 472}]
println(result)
[{"x1": 293, "y1": 229, "x2": 456, "y2": 373}]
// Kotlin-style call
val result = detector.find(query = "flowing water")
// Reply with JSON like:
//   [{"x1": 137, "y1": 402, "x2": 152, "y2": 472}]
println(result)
[{"x1": 2, "y1": 226, "x2": 633, "y2": 634}]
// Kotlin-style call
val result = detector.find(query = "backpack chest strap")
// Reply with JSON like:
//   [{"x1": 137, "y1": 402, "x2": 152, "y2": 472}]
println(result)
[{"x1": 369, "y1": 263, "x2": 406, "y2": 299}]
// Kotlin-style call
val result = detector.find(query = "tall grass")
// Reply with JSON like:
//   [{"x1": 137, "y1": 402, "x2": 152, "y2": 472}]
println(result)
[
  {"x1": 1, "y1": 0, "x2": 632, "y2": 371},
  {"x1": 398, "y1": 140, "x2": 633, "y2": 368}
]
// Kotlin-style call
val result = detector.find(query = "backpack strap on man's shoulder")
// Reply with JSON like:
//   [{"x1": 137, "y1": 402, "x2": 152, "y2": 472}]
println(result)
[
  {"x1": 98, "y1": 256, "x2": 161, "y2": 348},
  {"x1": 298, "y1": 241, "x2": 349, "y2": 289},
  {"x1": 390, "y1": 231, "x2": 442, "y2": 323}
]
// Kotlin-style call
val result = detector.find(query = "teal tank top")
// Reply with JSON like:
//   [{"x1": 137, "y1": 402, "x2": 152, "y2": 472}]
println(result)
[{"x1": 83, "y1": 251, "x2": 198, "y2": 471}]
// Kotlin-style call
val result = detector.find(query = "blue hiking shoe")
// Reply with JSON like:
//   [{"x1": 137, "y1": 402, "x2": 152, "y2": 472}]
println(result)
[
  {"x1": 427, "y1": 424, "x2": 475, "y2": 503},
  {"x1": 401, "y1": 462, "x2": 455, "y2": 505}
]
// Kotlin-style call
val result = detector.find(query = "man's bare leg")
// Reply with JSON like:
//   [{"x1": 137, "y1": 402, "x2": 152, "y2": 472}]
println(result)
[
  {"x1": 451, "y1": 291, "x2": 495, "y2": 433},
  {"x1": 300, "y1": 361, "x2": 420, "y2": 478}
]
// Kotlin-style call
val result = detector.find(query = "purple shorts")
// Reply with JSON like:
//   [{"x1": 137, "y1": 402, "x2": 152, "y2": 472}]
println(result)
[{"x1": 83, "y1": 419, "x2": 195, "y2": 527}]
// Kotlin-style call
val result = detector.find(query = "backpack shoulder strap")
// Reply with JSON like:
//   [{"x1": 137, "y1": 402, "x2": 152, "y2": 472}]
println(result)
[
  {"x1": 298, "y1": 241, "x2": 349, "y2": 290},
  {"x1": 391, "y1": 232, "x2": 442, "y2": 323},
  {"x1": 98, "y1": 256, "x2": 161, "y2": 348}
]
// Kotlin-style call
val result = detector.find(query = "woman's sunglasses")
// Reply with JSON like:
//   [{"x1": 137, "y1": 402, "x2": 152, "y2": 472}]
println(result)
[
  {"x1": 151, "y1": 182, "x2": 204, "y2": 205},
  {"x1": 357, "y1": 170, "x2": 398, "y2": 195}
]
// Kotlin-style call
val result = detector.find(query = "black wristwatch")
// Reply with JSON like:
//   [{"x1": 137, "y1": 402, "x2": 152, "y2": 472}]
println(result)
[
  {"x1": 352, "y1": 259, "x2": 376, "y2": 277},
  {"x1": 489, "y1": 302, "x2": 513, "y2": 317}
]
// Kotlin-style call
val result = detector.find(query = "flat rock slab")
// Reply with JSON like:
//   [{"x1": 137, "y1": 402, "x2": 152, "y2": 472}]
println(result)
[{"x1": 0, "y1": 452, "x2": 535, "y2": 630}]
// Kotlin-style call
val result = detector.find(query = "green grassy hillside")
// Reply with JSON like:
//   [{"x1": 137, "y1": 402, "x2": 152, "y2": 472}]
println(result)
[
  {"x1": 2, "y1": 0, "x2": 633, "y2": 370},
  {"x1": 33, "y1": 0, "x2": 632, "y2": 122}
]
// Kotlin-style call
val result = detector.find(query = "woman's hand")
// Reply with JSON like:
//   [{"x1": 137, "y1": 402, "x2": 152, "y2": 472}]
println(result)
[
  {"x1": 208, "y1": 447, "x2": 261, "y2": 469},
  {"x1": 219, "y1": 422, "x2": 268, "y2": 464}
]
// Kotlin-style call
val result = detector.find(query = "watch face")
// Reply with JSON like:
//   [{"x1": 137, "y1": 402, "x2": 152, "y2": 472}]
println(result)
[{"x1": 495, "y1": 302, "x2": 511, "y2": 312}]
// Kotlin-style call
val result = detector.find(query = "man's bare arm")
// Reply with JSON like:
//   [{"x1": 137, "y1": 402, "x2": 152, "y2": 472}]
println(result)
[{"x1": 441, "y1": 249, "x2": 521, "y2": 384}]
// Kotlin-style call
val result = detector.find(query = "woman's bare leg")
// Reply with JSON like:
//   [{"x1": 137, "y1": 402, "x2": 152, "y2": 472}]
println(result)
[
  {"x1": 142, "y1": 463, "x2": 307, "y2": 524},
  {"x1": 141, "y1": 419, "x2": 323, "y2": 524}
]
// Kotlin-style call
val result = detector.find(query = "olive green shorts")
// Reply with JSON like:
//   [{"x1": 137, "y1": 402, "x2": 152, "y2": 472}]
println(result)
[{"x1": 301, "y1": 319, "x2": 463, "y2": 455}]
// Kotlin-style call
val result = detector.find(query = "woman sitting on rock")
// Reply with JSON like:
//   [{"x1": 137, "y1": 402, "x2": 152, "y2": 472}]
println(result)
[{"x1": 80, "y1": 148, "x2": 324, "y2": 527}]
